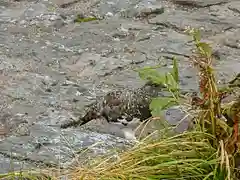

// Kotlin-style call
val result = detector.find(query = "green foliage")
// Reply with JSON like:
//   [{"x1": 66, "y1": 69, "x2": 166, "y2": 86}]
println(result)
[
  {"x1": 197, "y1": 42, "x2": 213, "y2": 58},
  {"x1": 74, "y1": 15, "x2": 98, "y2": 23},
  {"x1": 171, "y1": 57, "x2": 179, "y2": 83},
  {"x1": 0, "y1": 171, "x2": 52, "y2": 180},
  {"x1": 187, "y1": 28, "x2": 212, "y2": 58},
  {"x1": 165, "y1": 72, "x2": 179, "y2": 93},
  {"x1": 137, "y1": 65, "x2": 166, "y2": 85},
  {"x1": 192, "y1": 29, "x2": 201, "y2": 42},
  {"x1": 137, "y1": 58, "x2": 180, "y2": 116},
  {"x1": 149, "y1": 97, "x2": 178, "y2": 116}
]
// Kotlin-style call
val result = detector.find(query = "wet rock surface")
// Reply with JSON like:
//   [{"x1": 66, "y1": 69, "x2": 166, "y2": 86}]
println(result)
[{"x1": 0, "y1": 0, "x2": 239, "y2": 173}]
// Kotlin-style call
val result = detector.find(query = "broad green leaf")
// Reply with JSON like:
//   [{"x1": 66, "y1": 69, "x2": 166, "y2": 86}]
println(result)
[
  {"x1": 197, "y1": 42, "x2": 212, "y2": 58},
  {"x1": 137, "y1": 67, "x2": 166, "y2": 86},
  {"x1": 165, "y1": 73, "x2": 179, "y2": 93},
  {"x1": 149, "y1": 97, "x2": 178, "y2": 116}
]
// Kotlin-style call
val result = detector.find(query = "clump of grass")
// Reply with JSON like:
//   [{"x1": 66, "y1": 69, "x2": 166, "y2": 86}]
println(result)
[
  {"x1": 66, "y1": 131, "x2": 219, "y2": 180},
  {"x1": 2, "y1": 133, "x2": 231, "y2": 180},
  {"x1": 0, "y1": 170, "x2": 52, "y2": 180}
]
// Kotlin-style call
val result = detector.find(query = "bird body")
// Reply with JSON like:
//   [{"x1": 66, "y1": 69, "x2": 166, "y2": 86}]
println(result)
[
  {"x1": 61, "y1": 84, "x2": 162, "y2": 128},
  {"x1": 80, "y1": 85, "x2": 161, "y2": 125}
]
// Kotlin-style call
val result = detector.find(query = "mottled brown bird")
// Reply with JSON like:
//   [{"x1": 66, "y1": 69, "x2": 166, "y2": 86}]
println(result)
[
  {"x1": 79, "y1": 85, "x2": 161, "y2": 126},
  {"x1": 61, "y1": 84, "x2": 162, "y2": 128}
]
